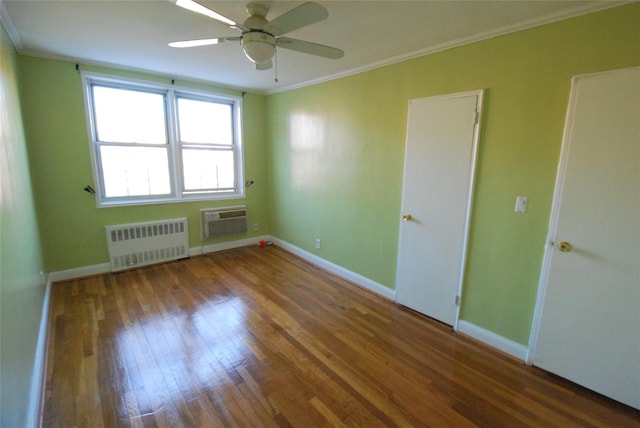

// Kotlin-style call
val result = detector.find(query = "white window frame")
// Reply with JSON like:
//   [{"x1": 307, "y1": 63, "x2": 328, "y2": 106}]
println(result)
[{"x1": 81, "y1": 71, "x2": 244, "y2": 207}]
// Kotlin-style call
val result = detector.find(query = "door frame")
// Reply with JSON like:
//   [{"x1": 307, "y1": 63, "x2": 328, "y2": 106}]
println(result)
[
  {"x1": 526, "y1": 67, "x2": 639, "y2": 365},
  {"x1": 395, "y1": 89, "x2": 484, "y2": 332}
]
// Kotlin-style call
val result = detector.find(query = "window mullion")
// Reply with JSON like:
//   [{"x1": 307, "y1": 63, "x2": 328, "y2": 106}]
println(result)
[
  {"x1": 166, "y1": 90, "x2": 183, "y2": 198},
  {"x1": 232, "y1": 98, "x2": 243, "y2": 193}
]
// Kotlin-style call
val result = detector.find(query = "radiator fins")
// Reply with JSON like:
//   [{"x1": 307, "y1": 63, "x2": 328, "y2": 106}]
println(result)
[{"x1": 106, "y1": 218, "x2": 189, "y2": 272}]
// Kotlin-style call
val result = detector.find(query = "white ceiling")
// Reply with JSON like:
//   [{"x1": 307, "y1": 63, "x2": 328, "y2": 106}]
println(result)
[{"x1": 1, "y1": 0, "x2": 625, "y2": 94}]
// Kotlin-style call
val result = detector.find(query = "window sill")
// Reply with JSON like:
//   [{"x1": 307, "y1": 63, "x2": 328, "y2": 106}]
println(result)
[{"x1": 96, "y1": 192, "x2": 246, "y2": 208}]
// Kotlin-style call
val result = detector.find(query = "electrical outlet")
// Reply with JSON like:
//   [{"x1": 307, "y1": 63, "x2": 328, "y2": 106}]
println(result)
[
  {"x1": 253, "y1": 223, "x2": 259, "y2": 231},
  {"x1": 514, "y1": 196, "x2": 528, "y2": 213},
  {"x1": 315, "y1": 239, "x2": 321, "y2": 249}
]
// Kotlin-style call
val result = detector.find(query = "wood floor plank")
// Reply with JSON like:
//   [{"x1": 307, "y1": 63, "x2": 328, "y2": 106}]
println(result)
[{"x1": 42, "y1": 246, "x2": 640, "y2": 427}]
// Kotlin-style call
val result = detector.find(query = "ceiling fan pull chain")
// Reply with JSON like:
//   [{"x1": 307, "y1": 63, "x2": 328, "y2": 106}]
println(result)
[{"x1": 274, "y1": 48, "x2": 279, "y2": 83}]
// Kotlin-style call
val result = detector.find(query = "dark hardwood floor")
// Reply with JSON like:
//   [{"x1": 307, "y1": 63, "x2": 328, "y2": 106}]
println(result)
[{"x1": 42, "y1": 245, "x2": 640, "y2": 427}]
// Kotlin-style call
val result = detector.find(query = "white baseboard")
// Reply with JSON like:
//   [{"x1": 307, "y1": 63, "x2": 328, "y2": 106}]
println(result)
[
  {"x1": 47, "y1": 236, "x2": 271, "y2": 282},
  {"x1": 48, "y1": 262, "x2": 111, "y2": 282},
  {"x1": 270, "y1": 237, "x2": 396, "y2": 301},
  {"x1": 49, "y1": 235, "x2": 393, "y2": 300},
  {"x1": 26, "y1": 277, "x2": 51, "y2": 428},
  {"x1": 457, "y1": 319, "x2": 528, "y2": 361},
  {"x1": 190, "y1": 235, "x2": 271, "y2": 256}
]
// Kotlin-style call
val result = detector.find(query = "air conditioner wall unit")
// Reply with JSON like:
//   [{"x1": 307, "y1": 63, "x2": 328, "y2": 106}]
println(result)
[{"x1": 200, "y1": 206, "x2": 248, "y2": 240}]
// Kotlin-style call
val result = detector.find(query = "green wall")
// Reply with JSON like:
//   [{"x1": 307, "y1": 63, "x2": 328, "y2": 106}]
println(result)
[
  {"x1": 266, "y1": 4, "x2": 640, "y2": 345},
  {"x1": 18, "y1": 58, "x2": 270, "y2": 272},
  {"x1": 0, "y1": 23, "x2": 46, "y2": 427}
]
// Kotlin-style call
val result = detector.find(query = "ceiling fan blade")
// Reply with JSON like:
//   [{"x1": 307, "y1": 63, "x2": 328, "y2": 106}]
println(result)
[
  {"x1": 172, "y1": 0, "x2": 244, "y2": 29},
  {"x1": 277, "y1": 37, "x2": 344, "y2": 59},
  {"x1": 265, "y1": 2, "x2": 328, "y2": 36},
  {"x1": 168, "y1": 36, "x2": 240, "y2": 49},
  {"x1": 168, "y1": 38, "x2": 222, "y2": 48},
  {"x1": 255, "y1": 60, "x2": 273, "y2": 71}
]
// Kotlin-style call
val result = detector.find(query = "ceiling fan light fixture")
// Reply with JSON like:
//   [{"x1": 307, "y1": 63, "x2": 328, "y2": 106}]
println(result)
[{"x1": 242, "y1": 31, "x2": 276, "y2": 64}]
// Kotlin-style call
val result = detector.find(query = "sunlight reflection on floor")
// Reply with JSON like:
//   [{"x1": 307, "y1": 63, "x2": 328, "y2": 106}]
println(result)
[{"x1": 114, "y1": 294, "x2": 253, "y2": 414}]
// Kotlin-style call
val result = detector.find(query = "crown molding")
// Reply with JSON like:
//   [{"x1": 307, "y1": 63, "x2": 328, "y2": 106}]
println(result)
[
  {"x1": 0, "y1": 0, "x2": 23, "y2": 50},
  {"x1": 266, "y1": 1, "x2": 632, "y2": 95}
]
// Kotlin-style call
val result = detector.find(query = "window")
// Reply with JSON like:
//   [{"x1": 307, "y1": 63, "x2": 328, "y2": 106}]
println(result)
[{"x1": 82, "y1": 72, "x2": 244, "y2": 206}]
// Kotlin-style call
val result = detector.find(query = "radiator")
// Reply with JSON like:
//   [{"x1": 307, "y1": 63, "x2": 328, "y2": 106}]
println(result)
[
  {"x1": 105, "y1": 218, "x2": 189, "y2": 272},
  {"x1": 200, "y1": 206, "x2": 247, "y2": 240}
]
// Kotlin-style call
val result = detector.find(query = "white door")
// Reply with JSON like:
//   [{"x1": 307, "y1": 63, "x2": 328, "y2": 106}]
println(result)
[
  {"x1": 396, "y1": 91, "x2": 483, "y2": 327},
  {"x1": 531, "y1": 67, "x2": 640, "y2": 409}
]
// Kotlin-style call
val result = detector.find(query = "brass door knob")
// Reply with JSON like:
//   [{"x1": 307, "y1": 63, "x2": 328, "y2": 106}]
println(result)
[
  {"x1": 402, "y1": 214, "x2": 413, "y2": 222},
  {"x1": 557, "y1": 241, "x2": 572, "y2": 252}
]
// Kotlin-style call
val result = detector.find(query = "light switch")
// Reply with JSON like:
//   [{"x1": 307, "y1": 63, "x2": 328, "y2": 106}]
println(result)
[{"x1": 515, "y1": 196, "x2": 528, "y2": 213}]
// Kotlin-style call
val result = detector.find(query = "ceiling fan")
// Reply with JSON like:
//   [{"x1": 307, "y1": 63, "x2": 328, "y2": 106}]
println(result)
[{"x1": 169, "y1": 0, "x2": 344, "y2": 70}]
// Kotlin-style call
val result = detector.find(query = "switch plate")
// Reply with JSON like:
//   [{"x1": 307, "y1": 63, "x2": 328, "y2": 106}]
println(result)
[{"x1": 515, "y1": 196, "x2": 528, "y2": 213}]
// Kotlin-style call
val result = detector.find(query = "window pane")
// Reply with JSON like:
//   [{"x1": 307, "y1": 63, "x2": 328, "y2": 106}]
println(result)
[
  {"x1": 182, "y1": 149, "x2": 235, "y2": 191},
  {"x1": 93, "y1": 85, "x2": 167, "y2": 144},
  {"x1": 100, "y1": 146, "x2": 171, "y2": 197},
  {"x1": 177, "y1": 98, "x2": 232, "y2": 145}
]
